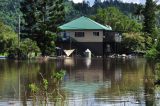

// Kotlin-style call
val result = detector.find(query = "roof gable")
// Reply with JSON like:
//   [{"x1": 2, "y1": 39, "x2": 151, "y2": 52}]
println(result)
[{"x1": 59, "y1": 16, "x2": 112, "y2": 30}]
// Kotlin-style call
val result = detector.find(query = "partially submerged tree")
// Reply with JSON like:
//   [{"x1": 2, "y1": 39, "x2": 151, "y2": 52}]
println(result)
[
  {"x1": 8, "y1": 38, "x2": 40, "y2": 59},
  {"x1": 121, "y1": 32, "x2": 150, "y2": 53},
  {"x1": 20, "y1": 0, "x2": 65, "y2": 56},
  {"x1": 0, "y1": 20, "x2": 17, "y2": 54}
]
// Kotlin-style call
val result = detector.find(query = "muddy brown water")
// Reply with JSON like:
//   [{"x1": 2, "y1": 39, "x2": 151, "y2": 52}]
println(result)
[{"x1": 0, "y1": 58, "x2": 159, "y2": 106}]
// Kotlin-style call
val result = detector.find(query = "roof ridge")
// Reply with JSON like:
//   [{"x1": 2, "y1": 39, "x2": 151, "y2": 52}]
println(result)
[
  {"x1": 84, "y1": 17, "x2": 111, "y2": 30},
  {"x1": 59, "y1": 16, "x2": 112, "y2": 30}
]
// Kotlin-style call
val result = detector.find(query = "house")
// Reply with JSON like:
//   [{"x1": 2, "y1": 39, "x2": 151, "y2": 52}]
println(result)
[{"x1": 58, "y1": 16, "x2": 121, "y2": 56}]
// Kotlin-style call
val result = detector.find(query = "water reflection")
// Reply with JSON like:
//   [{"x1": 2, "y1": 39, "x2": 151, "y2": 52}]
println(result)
[
  {"x1": 64, "y1": 58, "x2": 75, "y2": 67},
  {"x1": 85, "y1": 58, "x2": 91, "y2": 68},
  {"x1": 0, "y1": 58, "x2": 158, "y2": 106}
]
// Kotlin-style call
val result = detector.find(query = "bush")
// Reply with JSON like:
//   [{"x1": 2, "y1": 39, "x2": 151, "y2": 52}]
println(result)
[
  {"x1": 7, "y1": 46, "x2": 28, "y2": 59},
  {"x1": 0, "y1": 21, "x2": 17, "y2": 54},
  {"x1": 121, "y1": 32, "x2": 145, "y2": 53},
  {"x1": 145, "y1": 47, "x2": 159, "y2": 60},
  {"x1": 7, "y1": 38, "x2": 40, "y2": 59},
  {"x1": 145, "y1": 36, "x2": 160, "y2": 61}
]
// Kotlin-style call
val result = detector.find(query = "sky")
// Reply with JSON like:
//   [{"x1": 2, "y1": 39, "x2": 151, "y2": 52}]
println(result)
[{"x1": 71, "y1": 0, "x2": 159, "y2": 6}]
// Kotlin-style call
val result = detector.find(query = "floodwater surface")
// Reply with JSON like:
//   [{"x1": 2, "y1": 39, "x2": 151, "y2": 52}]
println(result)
[{"x1": 0, "y1": 58, "x2": 159, "y2": 106}]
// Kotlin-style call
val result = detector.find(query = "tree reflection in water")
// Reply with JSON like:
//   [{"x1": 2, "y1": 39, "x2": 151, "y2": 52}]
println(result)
[
  {"x1": 0, "y1": 58, "x2": 160, "y2": 105},
  {"x1": 95, "y1": 58, "x2": 156, "y2": 105},
  {"x1": 144, "y1": 61, "x2": 155, "y2": 106},
  {"x1": 155, "y1": 63, "x2": 160, "y2": 105}
]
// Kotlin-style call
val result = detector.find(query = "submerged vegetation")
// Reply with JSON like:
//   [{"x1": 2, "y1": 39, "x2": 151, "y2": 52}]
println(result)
[
  {"x1": 121, "y1": 32, "x2": 146, "y2": 53},
  {"x1": 29, "y1": 70, "x2": 66, "y2": 105},
  {"x1": 7, "y1": 38, "x2": 40, "y2": 59}
]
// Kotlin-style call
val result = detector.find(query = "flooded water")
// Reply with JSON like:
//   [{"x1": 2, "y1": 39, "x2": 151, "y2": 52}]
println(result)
[{"x1": 0, "y1": 58, "x2": 160, "y2": 106}]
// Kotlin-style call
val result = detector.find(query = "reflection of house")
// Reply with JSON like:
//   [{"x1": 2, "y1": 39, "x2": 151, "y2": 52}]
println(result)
[
  {"x1": 74, "y1": 69, "x2": 103, "y2": 82},
  {"x1": 55, "y1": 58, "x2": 105, "y2": 82},
  {"x1": 62, "y1": 58, "x2": 104, "y2": 82},
  {"x1": 58, "y1": 16, "x2": 121, "y2": 56}
]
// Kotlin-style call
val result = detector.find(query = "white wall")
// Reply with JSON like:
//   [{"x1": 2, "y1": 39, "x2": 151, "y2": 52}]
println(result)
[{"x1": 66, "y1": 30, "x2": 103, "y2": 42}]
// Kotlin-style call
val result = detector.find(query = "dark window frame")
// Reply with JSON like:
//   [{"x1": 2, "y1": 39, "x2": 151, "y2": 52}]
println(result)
[
  {"x1": 93, "y1": 32, "x2": 99, "y2": 36},
  {"x1": 75, "y1": 32, "x2": 85, "y2": 37}
]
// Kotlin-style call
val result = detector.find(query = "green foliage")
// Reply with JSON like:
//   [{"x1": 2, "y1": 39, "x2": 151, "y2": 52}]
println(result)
[
  {"x1": 64, "y1": 0, "x2": 142, "y2": 23},
  {"x1": 143, "y1": 33, "x2": 155, "y2": 49},
  {"x1": 134, "y1": 4, "x2": 144, "y2": 21},
  {"x1": 143, "y1": 0, "x2": 157, "y2": 38},
  {"x1": 20, "y1": 0, "x2": 65, "y2": 56},
  {"x1": 7, "y1": 45, "x2": 27, "y2": 59},
  {"x1": 121, "y1": 32, "x2": 145, "y2": 52},
  {"x1": 64, "y1": 0, "x2": 91, "y2": 22},
  {"x1": 7, "y1": 38, "x2": 40, "y2": 59},
  {"x1": 74, "y1": 1, "x2": 91, "y2": 15},
  {"x1": 155, "y1": 37, "x2": 160, "y2": 52},
  {"x1": 53, "y1": 70, "x2": 66, "y2": 80},
  {"x1": 37, "y1": 32, "x2": 56, "y2": 56},
  {"x1": 93, "y1": 7, "x2": 142, "y2": 32},
  {"x1": 0, "y1": 21, "x2": 17, "y2": 53},
  {"x1": 0, "y1": 0, "x2": 21, "y2": 31},
  {"x1": 43, "y1": 79, "x2": 48, "y2": 91},
  {"x1": 21, "y1": 38, "x2": 40, "y2": 55},
  {"x1": 29, "y1": 70, "x2": 66, "y2": 104},
  {"x1": 145, "y1": 36, "x2": 160, "y2": 60},
  {"x1": 145, "y1": 47, "x2": 159, "y2": 60},
  {"x1": 145, "y1": 26, "x2": 160, "y2": 60},
  {"x1": 29, "y1": 83, "x2": 39, "y2": 94}
]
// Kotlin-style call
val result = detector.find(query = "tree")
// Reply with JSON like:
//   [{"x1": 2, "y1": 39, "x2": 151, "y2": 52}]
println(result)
[
  {"x1": 74, "y1": 1, "x2": 91, "y2": 15},
  {"x1": 92, "y1": 8, "x2": 107, "y2": 25},
  {"x1": 121, "y1": 32, "x2": 146, "y2": 53},
  {"x1": 0, "y1": 0, "x2": 21, "y2": 31},
  {"x1": 8, "y1": 38, "x2": 40, "y2": 59},
  {"x1": 93, "y1": 7, "x2": 142, "y2": 32},
  {"x1": 143, "y1": 0, "x2": 157, "y2": 38},
  {"x1": 134, "y1": 4, "x2": 144, "y2": 21},
  {"x1": 20, "y1": 0, "x2": 65, "y2": 56},
  {"x1": 0, "y1": 20, "x2": 17, "y2": 53}
]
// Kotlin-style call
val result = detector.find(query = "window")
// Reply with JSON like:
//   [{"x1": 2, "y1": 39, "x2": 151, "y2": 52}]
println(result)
[
  {"x1": 93, "y1": 32, "x2": 99, "y2": 36},
  {"x1": 75, "y1": 32, "x2": 85, "y2": 37}
]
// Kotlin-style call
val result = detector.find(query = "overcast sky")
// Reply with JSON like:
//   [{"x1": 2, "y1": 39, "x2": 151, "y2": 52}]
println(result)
[{"x1": 71, "y1": 0, "x2": 159, "y2": 6}]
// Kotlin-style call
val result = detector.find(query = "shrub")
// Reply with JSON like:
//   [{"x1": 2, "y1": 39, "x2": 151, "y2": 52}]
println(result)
[
  {"x1": 121, "y1": 32, "x2": 145, "y2": 53},
  {"x1": 7, "y1": 46, "x2": 28, "y2": 59},
  {"x1": 145, "y1": 36, "x2": 160, "y2": 61},
  {"x1": 0, "y1": 21, "x2": 17, "y2": 54},
  {"x1": 7, "y1": 38, "x2": 40, "y2": 59},
  {"x1": 145, "y1": 47, "x2": 159, "y2": 60}
]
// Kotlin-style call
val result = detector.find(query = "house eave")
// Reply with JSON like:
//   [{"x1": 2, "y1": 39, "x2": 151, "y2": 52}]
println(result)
[{"x1": 59, "y1": 29, "x2": 112, "y2": 31}]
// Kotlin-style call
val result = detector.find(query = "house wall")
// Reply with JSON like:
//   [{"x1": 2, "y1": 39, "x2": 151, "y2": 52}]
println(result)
[
  {"x1": 57, "y1": 31, "x2": 121, "y2": 56},
  {"x1": 56, "y1": 42, "x2": 104, "y2": 56},
  {"x1": 66, "y1": 30, "x2": 103, "y2": 42}
]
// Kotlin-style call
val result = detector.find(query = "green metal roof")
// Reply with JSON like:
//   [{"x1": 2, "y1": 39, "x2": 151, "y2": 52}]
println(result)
[{"x1": 59, "y1": 16, "x2": 112, "y2": 30}]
